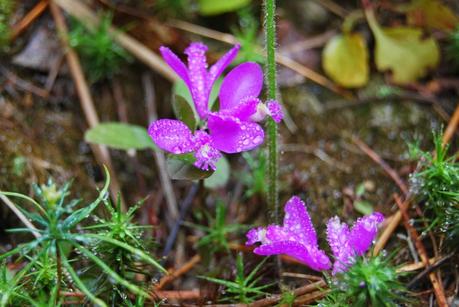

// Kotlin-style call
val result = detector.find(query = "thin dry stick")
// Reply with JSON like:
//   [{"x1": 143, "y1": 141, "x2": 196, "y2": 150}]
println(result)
[
  {"x1": 442, "y1": 101, "x2": 459, "y2": 146},
  {"x1": 155, "y1": 254, "x2": 201, "y2": 290},
  {"x1": 397, "y1": 256, "x2": 442, "y2": 273},
  {"x1": 151, "y1": 289, "x2": 201, "y2": 301},
  {"x1": 394, "y1": 194, "x2": 447, "y2": 306},
  {"x1": 54, "y1": 0, "x2": 176, "y2": 82},
  {"x1": 10, "y1": 0, "x2": 49, "y2": 40},
  {"x1": 0, "y1": 194, "x2": 40, "y2": 239},
  {"x1": 352, "y1": 136, "x2": 408, "y2": 194},
  {"x1": 352, "y1": 135, "x2": 410, "y2": 255},
  {"x1": 142, "y1": 73, "x2": 179, "y2": 221},
  {"x1": 312, "y1": 0, "x2": 348, "y2": 18},
  {"x1": 49, "y1": 1, "x2": 125, "y2": 211},
  {"x1": 167, "y1": 19, "x2": 350, "y2": 98},
  {"x1": 249, "y1": 280, "x2": 326, "y2": 307},
  {"x1": 294, "y1": 290, "x2": 329, "y2": 305}
]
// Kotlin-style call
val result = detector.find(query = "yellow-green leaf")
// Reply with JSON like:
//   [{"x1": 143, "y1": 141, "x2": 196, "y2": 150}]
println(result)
[
  {"x1": 322, "y1": 33, "x2": 369, "y2": 88},
  {"x1": 402, "y1": 0, "x2": 459, "y2": 31},
  {"x1": 198, "y1": 0, "x2": 251, "y2": 16},
  {"x1": 367, "y1": 10, "x2": 440, "y2": 84}
]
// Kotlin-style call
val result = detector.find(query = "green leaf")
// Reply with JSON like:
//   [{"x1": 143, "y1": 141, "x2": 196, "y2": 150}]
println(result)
[
  {"x1": 204, "y1": 156, "x2": 230, "y2": 189},
  {"x1": 354, "y1": 200, "x2": 374, "y2": 216},
  {"x1": 166, "y1": 154, "x2": 213, "y2": 180},
  {"x1": 198, "y1": 0, "x2": 251, "y2": 15},
  {"x1": 85, "y1": 122, "x2": 155, "y2": 150},
  {"x1": 173, "y1": 77, "x2": 222, "y2": 113},
  {"x1": 322, "y1": 32, "x2": 369, "y2": 88},
  {"x1": 173, "y1": 95, "x2": 197, "y2": 131},
  {"x1": 367, "y1": 9, "x2": 440, "y2": 84}
]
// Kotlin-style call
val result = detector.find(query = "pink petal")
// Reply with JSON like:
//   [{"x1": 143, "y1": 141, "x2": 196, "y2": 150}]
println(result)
[
  {"x1": 185, "y1": 42, "x2": 210, "y2": 118},
  {"x1": 208, "y1": 44, "x2": 240, "y2": 87},
  {"x1": 246, "y1": 227, "x2": 266, "y2": 246},
  {"x1": 160, "y1": 46, "x2": 191, "y2": 88},
  {"x1": 208, "y1": 114, "x2": 264, "y2": 154},
  {"x1": 326, "y1": 217, "x2": 355, "y2": 275},
  {"x1": 349, "y1": 212, "x2": 384, "y2": 256},
  {"x1": 267, "y1": 100, "x2": 284, "y2": 123},
  {"x1": 219, "y1": 62, "x2": 263, "y2": 111},
  {"x1": 217, "y1": 97, "x2": 260, "y2": 121},
  {"x1": 192, "y1": 130, "x2": 222, "y2": 171},
  {"x1": 283, "y1": 196, "x2": 319, "y2": 246},
  {"x1": 148, "y1": 119, "x2": 194, "y2": 154},
  {"x1": 254, "y1": 241, "x2": 331, "y2": 271}
]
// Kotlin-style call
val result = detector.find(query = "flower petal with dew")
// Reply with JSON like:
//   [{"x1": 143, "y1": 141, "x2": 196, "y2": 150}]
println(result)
[
  {"x1": 148, "y1": 119, "x2": 221, "y2": 171},
  {"x1": 246, "y1": 196, "x2": 331, "y2": 271},
  {"x1": 207, "y1": 114, "x2": 264, "y2": 154},
  {"x1": 160, "y1": 43, "x2": 240, "y2": 119},
  {"x1": 326, "y1": 212, "x2": 384, "y2": 274},
  {"x1": 216, "y1": 62, "x2": 284, "y2": 123}
]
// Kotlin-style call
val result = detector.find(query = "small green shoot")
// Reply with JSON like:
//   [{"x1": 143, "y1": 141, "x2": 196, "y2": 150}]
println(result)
[
  {"x1": 242, "y1": 151, "x2": 267, "y2": 198},
  {"x1": 232, "y1": 8, "x2": 265, "y2": 64},
  {"x1": 409, "y1": 132, "x2": 459, "y2": 241},
  {"x1": 69, "y1": 14, "x2": 131, "y2": 82},
  {"x1": 318, "y1": 255, "x2": 408, "y2": 307},
  {"x1": 0, "y1": 0, "x2": 13, "y2": 48},
  {"x1": 447, "y1": 26, "x2": 459, "y2": 70},
  {"x1": 186, "y1": 201, "x2": 248, "y2": 254},
  {"x1": 200, "y1": 253, "x2": 272, "y2": 303}
]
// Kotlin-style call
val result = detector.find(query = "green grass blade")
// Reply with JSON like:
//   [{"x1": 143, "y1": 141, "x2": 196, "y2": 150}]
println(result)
[
  {"x1": 74, "y1": 234, "x2": 166, "y2": 273},
  {"x1": 60, "y1": 246, "x2": 107, "y2": 307}
]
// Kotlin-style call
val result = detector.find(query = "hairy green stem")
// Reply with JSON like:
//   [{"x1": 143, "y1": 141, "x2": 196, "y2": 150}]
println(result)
[{"x1": 264, "y1": 0, "x2": 279, "y2": 223}]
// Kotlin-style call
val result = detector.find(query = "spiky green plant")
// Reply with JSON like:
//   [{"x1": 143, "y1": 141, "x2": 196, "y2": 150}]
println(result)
[
  {"x1": 318, "y1": 256, "x2": 408, "y2": 307},
  {"x1": 68, "y1": 14, "x2": 131, "y2": 82},
  {"x1": 409, "y1": 132, "x2": 459, "y2": 241},
  {"x1": 82, "y1": 196, "x2": 156, "y2": 304},
  {"x1": 0, "y1": 169, "x2": 165, "y2": 306},
  {"x1": 200, "y1": 253, "x2": 272, "y2": 303}
]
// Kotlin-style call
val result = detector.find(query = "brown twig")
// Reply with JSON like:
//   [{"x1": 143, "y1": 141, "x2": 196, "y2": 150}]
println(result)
[
  {"x1": 156, "y1": 254, "x2": 201, "y2": 290},
  {"x1": 0, "y1": 194, "x2": 41, "y2": 239},
  {"x1": 351, "y1": 135, "x2": 411, "y2": 256},
  {"x1": 394, "y1": 194, "x2": 447, "y2": 306},
  {"x1": 249, "y1": 280, "x2": 326, "y2": 307},
  {"x1": 397, "y1": 256, "x2": 443, "y2": 273},
  {"x1": 0, "y1": 66, "x2": 49, "y2": 99},
  {"x1": 352, "y1": 136, "x2": 408, "y2": 195},
  {"x1": 442, "y1": 101, "x2": 459, "y2": 146},
  {"x1": 49, "y1": 1, "x2": 125, "y2": 211},
  {"x1": 54, "y1": 0, "x2": 176, "y2": 82},
  {"x1": 311, "y1": 0, "x2": 349, "y2": 18},
  {"x1": 151, "y1": 289, "x2": 201, "y2": 301},
  {"x1": 142, "y1": 72, "x2": 179, "y2": 222},
  {"x1": 10, "y1": 0, "x2": 49, "y2": 40}
]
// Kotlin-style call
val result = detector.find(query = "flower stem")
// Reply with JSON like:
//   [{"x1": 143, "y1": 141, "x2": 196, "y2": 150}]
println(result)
[{"x1": 264, "y1": 0, "x2": 279, "y2": 223}]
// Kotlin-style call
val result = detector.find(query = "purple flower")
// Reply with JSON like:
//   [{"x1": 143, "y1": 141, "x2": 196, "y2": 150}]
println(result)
[
  {"x1": 160, "y1": 42, "x2": 240, "y2": 119},
  {"x1": 245, "y1": 196, "x2": 331, "y2": 271},
  {"x1": 245, "y1": 196, "x2": 384, "y2": 274},
  {"x1": 149, "y1": 42, "x2": 284, "y2": 171},
  {"x1": 326, "y1": 212, "x2": 384, "y2": 275}
]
